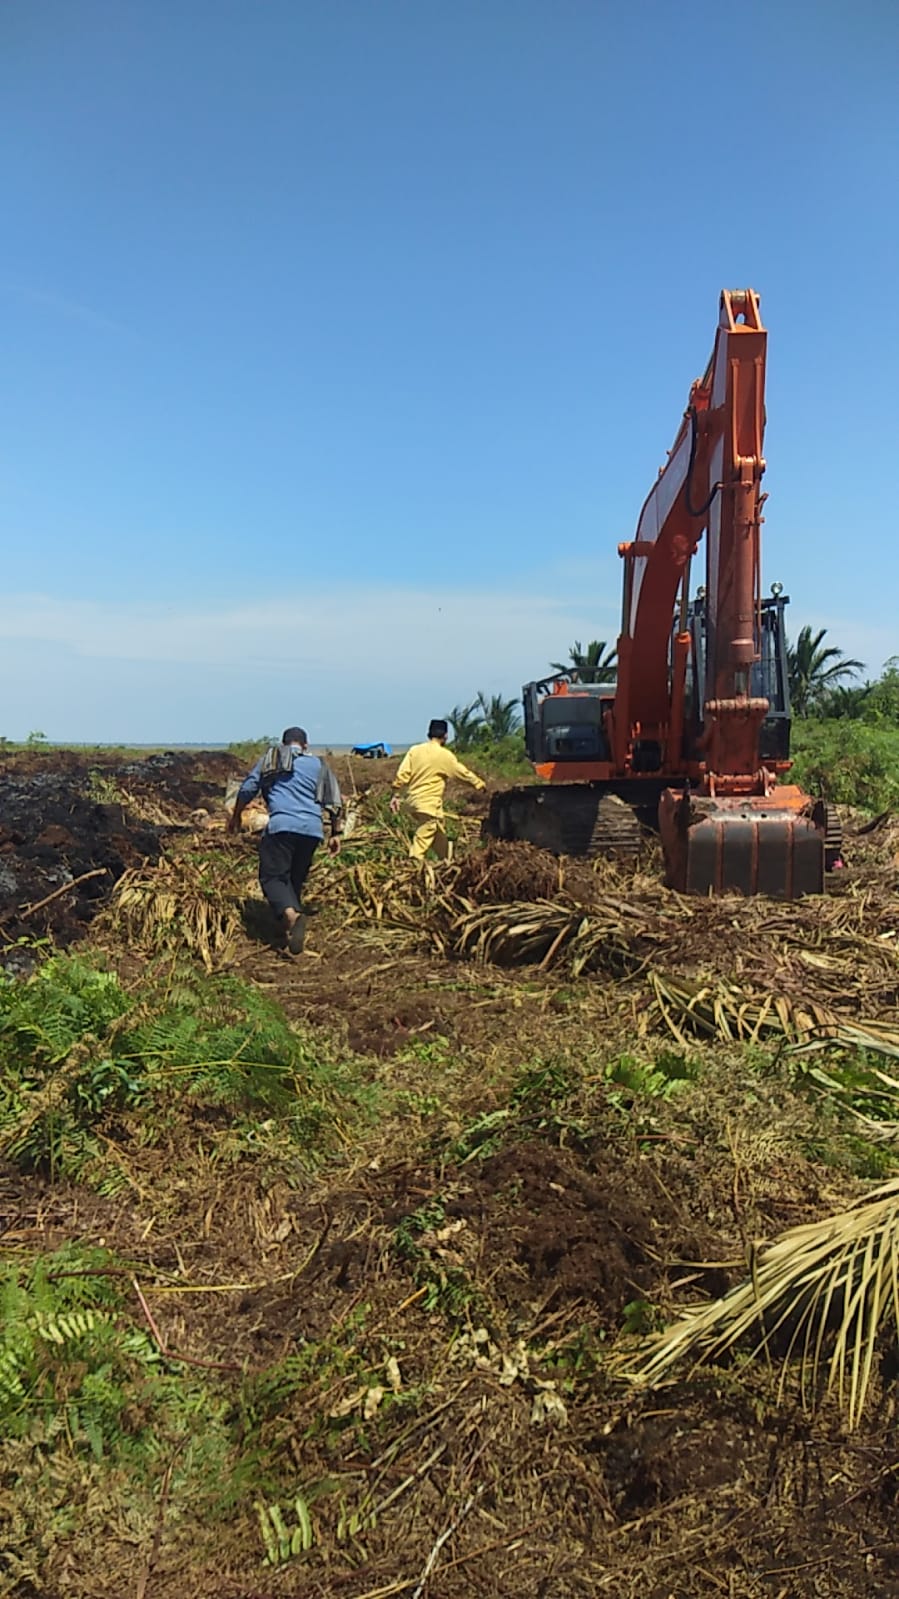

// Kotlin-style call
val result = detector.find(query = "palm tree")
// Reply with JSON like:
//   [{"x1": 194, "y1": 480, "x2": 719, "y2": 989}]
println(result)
[
  {"x1": 445, "y1": 701, "x2": 483, "y2": 752},
  {"x1": 787, "y1": 626, "x2": 864, "y2": 717},
  {"x1": 815, "y1": 682, "x2": 871, "y2": 720},
  {"x1": 475, "y1": 691, "x2": 521, "y2": 741},
  {"x1": 549, "y1": 640, "x2": 617, "y2": 684}
]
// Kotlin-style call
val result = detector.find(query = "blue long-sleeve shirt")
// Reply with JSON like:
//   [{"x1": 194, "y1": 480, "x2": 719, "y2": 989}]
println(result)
[{"x1": 238, "y1": 749, "x2": 340, "y2": 840}]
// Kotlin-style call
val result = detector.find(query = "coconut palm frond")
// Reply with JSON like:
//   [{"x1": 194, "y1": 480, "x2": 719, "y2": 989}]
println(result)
[
  {"x1": 444, "y1": 701, "x2": 483, "y2": 752},
  {"x1": 627, "y1": 1178, "x2": 899, "y2": 1426},
  {"x1": 475, "y1": 691, "x2": 522, "y2": 741},
  {"x1": 787, "y1": 625, "x2": 864, "y2": 717},
  {"x1": 550, "y1": 640, "x2": 618, "y2": 684}
]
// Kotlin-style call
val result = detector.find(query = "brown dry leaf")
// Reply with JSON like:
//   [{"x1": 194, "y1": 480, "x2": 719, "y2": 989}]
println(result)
[
  {"x1": 363, "y1": 1385, "x2": 385, "y2": 1420},
  {"x1": 328, "y1": 1385, "x2": 368, "y2": 1419},
  {"x1": 530, "y1": 1388, "x2": 569, "y2": 1428}
]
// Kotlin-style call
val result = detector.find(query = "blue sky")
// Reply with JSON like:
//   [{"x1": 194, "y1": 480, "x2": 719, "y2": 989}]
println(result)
[{"x1": 2, "y1": 0, "x2": 897, "y2": 743}]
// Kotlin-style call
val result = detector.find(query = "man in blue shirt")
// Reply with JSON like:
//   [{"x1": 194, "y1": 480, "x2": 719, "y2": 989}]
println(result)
[{"x1": 228, "y1": 726, "x2": 343, "y2": 954}]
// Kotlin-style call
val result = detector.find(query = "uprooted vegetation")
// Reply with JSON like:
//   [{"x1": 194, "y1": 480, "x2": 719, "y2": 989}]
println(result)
[{"x1": 4, "y1": 749, "x2": 899, "y2": 1596}]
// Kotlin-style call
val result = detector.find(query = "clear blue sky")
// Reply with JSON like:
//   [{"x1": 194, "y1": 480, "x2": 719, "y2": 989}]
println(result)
[{"x1": 2, "y1": 0, "x2": 897, "y2": 742}]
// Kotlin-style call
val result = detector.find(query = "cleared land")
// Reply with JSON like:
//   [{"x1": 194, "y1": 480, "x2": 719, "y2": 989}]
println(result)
[{"x1": 2, "y1": 748, "x2": 899, "y2": 1597}]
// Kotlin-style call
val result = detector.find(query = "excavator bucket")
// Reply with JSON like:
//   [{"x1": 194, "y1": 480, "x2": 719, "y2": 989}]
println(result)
[{"x1": 659, "y1": 787, "x2": 825, "y2": 899}]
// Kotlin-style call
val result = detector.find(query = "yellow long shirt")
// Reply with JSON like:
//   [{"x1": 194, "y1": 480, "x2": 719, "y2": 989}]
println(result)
[{"x1": 392, "y1": 741, "x2": 485, "y2": 817}]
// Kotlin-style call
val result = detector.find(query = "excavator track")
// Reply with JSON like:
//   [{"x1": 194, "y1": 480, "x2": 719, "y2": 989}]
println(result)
[
  {"x1": 813, "y1": 801, "x2": 844, "y2": 871},
  {"x1": 484, "y1": 787, "x2": 643, "y2": 860}
]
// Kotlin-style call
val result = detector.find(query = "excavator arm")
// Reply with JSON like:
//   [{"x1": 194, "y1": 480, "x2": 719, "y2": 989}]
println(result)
[{"x1": 613, "y1": 288, "x2": 768, "y2": 779}]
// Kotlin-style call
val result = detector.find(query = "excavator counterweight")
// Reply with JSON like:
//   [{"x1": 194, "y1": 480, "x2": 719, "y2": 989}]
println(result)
[{"x1": 483, "y1": 290, "x2": 833, "y2": 897}]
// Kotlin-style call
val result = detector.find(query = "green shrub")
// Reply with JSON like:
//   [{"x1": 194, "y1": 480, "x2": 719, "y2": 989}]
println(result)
[
  {"x1": 473, "y1": 732, "x2": 531, "y2": 781},
  {"x1": 788, "y1": 720, "x2": 899, "y2": 812}
]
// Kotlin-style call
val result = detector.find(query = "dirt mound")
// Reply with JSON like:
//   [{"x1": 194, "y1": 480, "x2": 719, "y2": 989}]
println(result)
[
  {"x1": 0, "y1": 750, "x2": 242, "y2": 962},
  {"x1": 451, "y1": 839, "x2": 565, "y2": 902},
  {"x1": 456, "y1": 1142, "x2": 657, "y2": 1325},
  {"x1": 118, "y1": 750, "x2": 240, "y2": 814},
  {"x1": 449, "y1": 838, "x2": 602, "y2": 905}
]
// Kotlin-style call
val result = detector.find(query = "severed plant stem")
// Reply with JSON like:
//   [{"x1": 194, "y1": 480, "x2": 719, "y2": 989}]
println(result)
[
  {"x1": 17, "y1": 867, "x2": 108, "y2": 919},
  {"x1": 131, "y1": 1278, "x2": 242, "y2": 1373}
]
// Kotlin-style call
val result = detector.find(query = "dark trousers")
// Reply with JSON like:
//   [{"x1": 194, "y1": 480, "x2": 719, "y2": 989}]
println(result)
[{"x1": 258, "y1": 832, "x2": 319, "y2": 918}]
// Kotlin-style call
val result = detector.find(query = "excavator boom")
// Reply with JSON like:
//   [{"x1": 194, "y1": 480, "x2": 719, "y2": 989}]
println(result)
[{"x1": 615, "y1": 289, "x2": 769, "y2": 774}]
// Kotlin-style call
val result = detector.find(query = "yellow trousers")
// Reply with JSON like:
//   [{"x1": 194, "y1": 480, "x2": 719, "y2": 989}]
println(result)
[{"x1": 408, "y1": 809, "x2": 450, "y2": 861}]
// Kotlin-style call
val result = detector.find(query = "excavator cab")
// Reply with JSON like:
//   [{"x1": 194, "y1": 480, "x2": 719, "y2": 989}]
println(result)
[
  {"x1": 681, "y1": 589, "x2": 793, "y2": 766},
  {"x1": 523, "y1": 676, "x2": 613, "y2": 765}
]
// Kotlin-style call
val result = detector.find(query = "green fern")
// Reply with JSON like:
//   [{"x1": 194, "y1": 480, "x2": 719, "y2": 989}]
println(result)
[
  {"x1": 240, "y1": 1351, "x2": 317, "y2": 1428},
  {"x1": 255, "y1": 1494, "x2": 315, "y2": 1563},
  {"x1": 605, "y1": 1052, "x2": 696, "y2": 1103},
  {"x1": 0, "y1": 956, "x2": 127, "y2": 1071},
  {"x1": 0, "y1": 1252, "x2": 139, "y2": 1455},
  {"x1": 0, "y1": 1337, "x2": 30, "y2": 1403},
  {"x1": 0, "y1": 963, "x2": 375, "y2": 1189},
  {"x1": 33, "y1": 1308, "x2": 100, "y2": 1345}
]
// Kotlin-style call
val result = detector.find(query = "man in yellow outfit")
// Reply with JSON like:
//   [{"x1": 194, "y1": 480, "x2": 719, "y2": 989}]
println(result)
[{"x1": 390, "y1": 719, "x2": 486, "y2": 861}]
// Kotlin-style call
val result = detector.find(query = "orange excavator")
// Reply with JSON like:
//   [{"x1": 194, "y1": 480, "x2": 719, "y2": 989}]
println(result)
[{"x1": 485, "y1": 289, "x2": 837, "y2": 897}]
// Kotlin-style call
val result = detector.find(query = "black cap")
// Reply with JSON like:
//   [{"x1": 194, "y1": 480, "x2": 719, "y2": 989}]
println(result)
[
  {"x1": 428, "y1": 719, "x2": 448, "y2": 739},
  {"x1": 282, "y1": 726, "x2": 308, "y2": 745}
]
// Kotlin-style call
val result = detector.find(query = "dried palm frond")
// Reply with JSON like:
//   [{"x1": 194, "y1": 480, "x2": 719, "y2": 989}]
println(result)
[
  {"x1": 626, "y1": 1177, "x2": 899, "y2": 1426},
  {"x1": 345, "y1": 860, "x2": 433, "y2": 924},
  {"x1": 110, "y1": 860, "x2": 239, "y2": 970},
  {"x1": 116, "y1": 787, "x2": 182, "y2": 827},
  {"x1": 648, "y1": 972, "x2": 899, "y2": 1059},
  {"x1": 444, "y1": 897, "x2": 659, "y2": 976}
]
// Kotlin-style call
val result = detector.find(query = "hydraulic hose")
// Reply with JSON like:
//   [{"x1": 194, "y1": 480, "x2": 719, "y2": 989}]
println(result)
[{"x1": 684, "y1": 406, "x2": 722, "y2": 518}]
